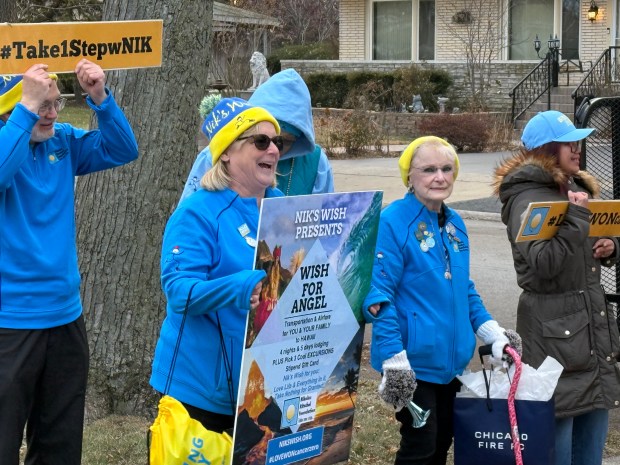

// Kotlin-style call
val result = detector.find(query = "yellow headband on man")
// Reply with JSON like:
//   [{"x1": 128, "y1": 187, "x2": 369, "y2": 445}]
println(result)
[
  {"x1": 398, "y1": 136, "x2": 460, "y2": 186},
  {"x1": 0, "y1": 73, "x2": 58, "y2": 115}
]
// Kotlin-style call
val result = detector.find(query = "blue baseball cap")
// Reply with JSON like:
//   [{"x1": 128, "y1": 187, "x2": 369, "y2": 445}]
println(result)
[{"x1": 521, "y1": 110, "x2": 595, "y2": 150}]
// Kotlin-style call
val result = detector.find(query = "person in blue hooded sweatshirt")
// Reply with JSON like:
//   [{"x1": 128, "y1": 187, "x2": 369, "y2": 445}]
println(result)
[
  {"x1": 150, "y1": 97, "x2": 283, "y2": 433},
  {"x1": 0, "y1": 59, "x2": 138, "y2": 464},
  {"x1": 180, "y1": 68, "x2": 334, "y2": 202}
]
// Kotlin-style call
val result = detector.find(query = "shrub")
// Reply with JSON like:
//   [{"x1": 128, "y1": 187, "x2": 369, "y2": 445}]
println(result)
[
  {"x1": 305, "y1": 66, "x2": 455, "y2": 113},
  {"x1": 343, "y1": 72, "x2": 396, "y2": 110},
  {"x1": 305, "y1": 73, "x2": 349, "y2": 108},
  {"x1": 416, "y1": 113, "x2": 493, "y2": 152},
  {"x1": 267, "y1": 41, "x2": 338, "y2": 74},
  {"x1": 314, "y1": 108, "x2": 384, "y2": 157},
  {"x1": 392, "y1": 66, "x2": 453, "y2": 112}
]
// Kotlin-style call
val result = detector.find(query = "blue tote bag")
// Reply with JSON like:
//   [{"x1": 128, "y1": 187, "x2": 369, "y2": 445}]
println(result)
[{"x1": 453, "y1": 396, "x2": 555, "y2": 465}]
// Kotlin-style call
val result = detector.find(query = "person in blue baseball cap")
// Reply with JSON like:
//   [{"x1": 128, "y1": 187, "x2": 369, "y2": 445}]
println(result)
[
  {"x1": 0, "y1": 59, "x2": 138, "y2": 464},
  {"x1": 493, "y1": 110, "x2": 620, "y2": 465}
]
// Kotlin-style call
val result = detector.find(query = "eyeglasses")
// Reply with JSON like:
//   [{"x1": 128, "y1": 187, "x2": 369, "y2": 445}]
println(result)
[
  {"x1": 237, "y1": 134, "x2": 284, "y2": 152},
  {"x1": 564, "y1": 141, "x2": 582, "y2": 154},
  {"x1": 38, "y1": 97, "x2": 66, "y2": 116},
  {"x1": 412, "y1": 165, "x2": 455, "y2": 176},
  {"x1": 281, "y1": 137, "x2": 296, "y2": 152}
]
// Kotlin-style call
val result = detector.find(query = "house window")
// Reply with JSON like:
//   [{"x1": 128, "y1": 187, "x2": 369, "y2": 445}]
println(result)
[
  {"x1": 373, "y1": 1, "x2": 413, "y2": 59},
  {"x1": 561, "y1": 0, "x2": 579, "y2": 60},
  {"x1": 419, "y1": 0, "x2": 435, "y2": 60},
  {"x1": 509, "y1": 0, "x2": 554, "y2": 59},
  {"x1": 509, "y1": 0, "x2": 579, "y2": 60}
]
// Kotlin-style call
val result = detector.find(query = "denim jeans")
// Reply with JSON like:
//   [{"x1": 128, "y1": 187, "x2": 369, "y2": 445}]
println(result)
[{"x1": 555, "y1": 409, "x2": 609, "y2": 465}]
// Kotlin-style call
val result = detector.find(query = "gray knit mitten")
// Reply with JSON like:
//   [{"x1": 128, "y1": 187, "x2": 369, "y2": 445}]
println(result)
[{"x1": 378, "y1": 350, "x2": 417, "y2": 410}]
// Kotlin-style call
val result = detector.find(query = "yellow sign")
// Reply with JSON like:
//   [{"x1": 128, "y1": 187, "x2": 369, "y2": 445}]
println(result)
[
  {"x1": 0, "y1": 20, "x2": 162, "y2": 74},
  {"x1": 516, "y1": 200, "x2": 620, "y2": 242}
]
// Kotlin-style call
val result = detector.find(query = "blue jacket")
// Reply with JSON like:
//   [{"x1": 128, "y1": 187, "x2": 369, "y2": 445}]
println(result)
[
  {"x1": 363, "y1": 193, "x2": 492, "y2": 384},
  {"x1": 150, "y1": 187, "x2": 283, "y2": 414},
  {"x1": 180, "y1": 69, "x2": 334, "y2": 202},
  {"x1": 0, "y1": 93, "x2": 138, "y2": 329}
]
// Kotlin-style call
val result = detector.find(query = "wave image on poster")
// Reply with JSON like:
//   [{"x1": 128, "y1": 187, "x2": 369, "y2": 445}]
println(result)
[{"x1": 232, "y1": 191, "x2": 382, "y2": 465}]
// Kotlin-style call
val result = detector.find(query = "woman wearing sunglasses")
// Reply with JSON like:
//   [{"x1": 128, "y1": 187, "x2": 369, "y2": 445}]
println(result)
[
  {"x1": 494, "y1": 110, "x2": 620, "y2": 465},
  {"x1": 150, "y1": 98, "x2": 283, "y2": 433}
]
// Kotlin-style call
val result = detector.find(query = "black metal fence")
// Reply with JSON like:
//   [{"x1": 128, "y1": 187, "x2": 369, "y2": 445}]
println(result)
[
  {"x1": 579, "y1": 96, "x2": 620, "y2": 302},
  {"x1": 510, "y1": 54, "x2": 552, "y2": 123},
  {"x1": 573, "y1": 47, "x2": 620, "y2": 117}
]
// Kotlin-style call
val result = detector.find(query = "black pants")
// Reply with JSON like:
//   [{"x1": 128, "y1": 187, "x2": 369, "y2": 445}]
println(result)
[
  {"x1": 182, "y1": 401, "x2": 234, "y2": 434},
  {"x1": 0, "y1": 316, "x2": 89, "y2": 465},
  {"x1": 394, "y1": 378, "x2": 461, "y2": 465}
]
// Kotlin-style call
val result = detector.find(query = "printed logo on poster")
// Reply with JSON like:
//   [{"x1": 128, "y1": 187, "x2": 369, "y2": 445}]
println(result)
[{"x1": 521, "y1": 206, "x2": 550, "y2": 237}]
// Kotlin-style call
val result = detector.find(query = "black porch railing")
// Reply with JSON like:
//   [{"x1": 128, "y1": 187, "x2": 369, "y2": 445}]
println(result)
[
  {"x1": 509, "y1": 54, "x2": 552, "y2": 123},
  {"x1": 572, "y1": 46, "x2": 620, "y2": 117}
]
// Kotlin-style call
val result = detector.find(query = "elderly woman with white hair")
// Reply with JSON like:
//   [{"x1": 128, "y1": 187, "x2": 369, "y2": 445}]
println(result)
[
  {"x1": 364, "y1": 136, "x2": 520, "y2": 465},
  {"x1": 150, "y1": 97, "x2": 284, "y2": 433}
]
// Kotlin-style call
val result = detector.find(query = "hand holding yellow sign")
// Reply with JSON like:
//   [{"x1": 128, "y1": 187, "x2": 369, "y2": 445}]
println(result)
[
  {"x1": 0, "y1": 20, "x2": 162, "y2": 74},
  {"x1": 516, "y1": 200, "x2": 620, "y2": 242}
]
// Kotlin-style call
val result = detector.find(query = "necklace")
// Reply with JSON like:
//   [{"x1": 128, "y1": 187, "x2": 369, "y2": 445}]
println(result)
[{"x1": 284, "y1": 158, "x2": 295, "y2": 195}]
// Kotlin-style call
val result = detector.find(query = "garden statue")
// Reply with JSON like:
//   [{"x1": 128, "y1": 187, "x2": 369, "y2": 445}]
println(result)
[
  {"x1": 437, "y1": 96, "x2": 449, "y2": 113},
  {"x1": 248, "y1": 51, "x2": 270, "y2": 90},
  {"x1": 411, "y1": 95, "x2": 424, "y2": 113}
]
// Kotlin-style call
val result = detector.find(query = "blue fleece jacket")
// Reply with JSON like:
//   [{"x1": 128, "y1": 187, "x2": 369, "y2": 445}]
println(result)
[
  {"x1": 0, "y1": 93, "x2": 138, "y2": 329},
  {"x1": 150, "y1": 186, "x2": 283, "y2": 414},
  {"x1": 180, "y1": 69, "x2": 334, "y2": 202},
  {"x1": 363, "y1": 193, "x2": 492, "y2": 384}
]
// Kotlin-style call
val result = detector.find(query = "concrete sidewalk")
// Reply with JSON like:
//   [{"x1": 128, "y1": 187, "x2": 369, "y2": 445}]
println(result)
[
  {"x1": 331, "y1": 152, "x2": 620, "y2": 465},
  {"x1": 331, "y1": 151, "x2": 504, "y2": 221}
]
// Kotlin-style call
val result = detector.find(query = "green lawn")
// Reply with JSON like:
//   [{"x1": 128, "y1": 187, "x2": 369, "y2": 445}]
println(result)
[{"x1": 57, "y1": 99, "x2": 91, "y2": 129}]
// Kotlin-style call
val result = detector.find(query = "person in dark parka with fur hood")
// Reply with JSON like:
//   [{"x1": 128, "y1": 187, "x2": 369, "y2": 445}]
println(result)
[{"x1": 493, "y1": 110, "x2": 620, "y2": 465}]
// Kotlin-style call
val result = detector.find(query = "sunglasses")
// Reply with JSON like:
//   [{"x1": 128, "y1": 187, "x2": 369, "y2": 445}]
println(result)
[{"x1": 237, "y1": 134, "x2": 284, "y2": 152}]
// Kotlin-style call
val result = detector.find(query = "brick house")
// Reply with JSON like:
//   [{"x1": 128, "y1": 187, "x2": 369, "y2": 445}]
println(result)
[{"x1": 282, "y1": 0, "x2": 614, "y2": 111}]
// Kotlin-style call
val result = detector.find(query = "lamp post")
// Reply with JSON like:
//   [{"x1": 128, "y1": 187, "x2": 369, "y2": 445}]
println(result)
[
  {"x1": 534, "y1": 34, "x2": 542, "y2": 58},
  {"x1": 548, "y1": 34, "x2": 560, "y2": 87}
]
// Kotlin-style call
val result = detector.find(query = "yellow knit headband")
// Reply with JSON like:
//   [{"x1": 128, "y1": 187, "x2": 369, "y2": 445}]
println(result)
[{"x1": 398, "y1": 136, "x2": 460, "y2": 186}]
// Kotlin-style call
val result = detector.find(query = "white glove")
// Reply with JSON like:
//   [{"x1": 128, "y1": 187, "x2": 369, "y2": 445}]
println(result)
[
  {"x1": 476, "y1": 320, "x2": 510, "y2": 365},
  {"x1": 378, "y1": 350, "x2": 417, "y2": 410}
]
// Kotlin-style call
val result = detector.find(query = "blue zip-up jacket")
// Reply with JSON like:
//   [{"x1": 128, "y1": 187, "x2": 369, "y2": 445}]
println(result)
[
  {"x1": 0, "y1": 93, "x2": 138, "y2": 329},
  {"x1": 363, "y1": 193, "x2": 492, "y2": 384},
  {"x1": 180, "y1": 69, "x2": 334, "y2": 201},
  {"x1": 150, "y1": 186, "x2": 283, "y2": 414}
]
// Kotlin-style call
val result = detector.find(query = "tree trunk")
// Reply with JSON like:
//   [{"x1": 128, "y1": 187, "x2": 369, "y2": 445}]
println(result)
[
  {"x1": 0, "y1": 0, "x2": 17, "y2": 22},
  {"x1": 75, "y1": 0, "x2": 212, "y2": 420}
]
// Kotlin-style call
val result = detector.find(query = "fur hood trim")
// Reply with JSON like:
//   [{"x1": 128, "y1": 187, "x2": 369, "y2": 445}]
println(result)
[{"x1": 492, "y1": 151, "x2": 600, "y2": 198}]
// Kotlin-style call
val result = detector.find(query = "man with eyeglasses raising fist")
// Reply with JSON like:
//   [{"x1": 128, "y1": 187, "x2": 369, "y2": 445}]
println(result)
[{"x1": 0, "y1": 58, "x2": 138, "y2": 465}]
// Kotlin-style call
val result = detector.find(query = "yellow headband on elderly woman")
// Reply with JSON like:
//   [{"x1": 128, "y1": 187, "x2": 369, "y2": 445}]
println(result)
[{"x1": 398, "y1": 136, "x2": 460, "y2": 186}]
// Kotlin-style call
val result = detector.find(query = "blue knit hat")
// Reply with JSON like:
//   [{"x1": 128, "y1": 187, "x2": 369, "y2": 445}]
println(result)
[
  {"x1": 0, "y1": 73, "x2": 58, "y2": 115},
  {"x1": 522, "y1": 111, "x2": 595, "y2": 150},
  {"x1": 0, "y1": 76, "x2": 24, "y2": 115},
  {"x1": 202, "y1": 97, "x2": 280, "y2": 164}
]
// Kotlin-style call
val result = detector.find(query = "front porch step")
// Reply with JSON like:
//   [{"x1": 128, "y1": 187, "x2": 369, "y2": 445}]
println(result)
[{"x1": 514, "y1": 85, "x2": 577, "y2": 132}]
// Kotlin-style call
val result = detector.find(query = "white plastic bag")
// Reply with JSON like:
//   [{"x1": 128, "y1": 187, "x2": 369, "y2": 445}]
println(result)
[{"x1": 457, "y1": 356, "x2": 563, "y2": 401}]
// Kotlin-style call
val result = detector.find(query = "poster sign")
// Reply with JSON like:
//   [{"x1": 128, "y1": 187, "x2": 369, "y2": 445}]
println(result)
[
  {"x1": 0, "y1": 20, "x2": 162, "y2": 74},
  {"x1": 516, "y1": 200, "x2": 620, "y2": 242},
  {"x1": 233, "y1": 191, "x2": 383, "y2": 465}
]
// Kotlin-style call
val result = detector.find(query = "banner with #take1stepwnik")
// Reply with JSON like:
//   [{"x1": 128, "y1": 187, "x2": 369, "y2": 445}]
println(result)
[{"x1": 232, "y1": 191, "x2": 382, "y2": 465}]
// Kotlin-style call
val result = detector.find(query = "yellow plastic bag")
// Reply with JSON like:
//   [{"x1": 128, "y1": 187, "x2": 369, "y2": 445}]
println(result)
[{"x1": 149, "y1": 395, "x2": 232, "y2": 465}]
